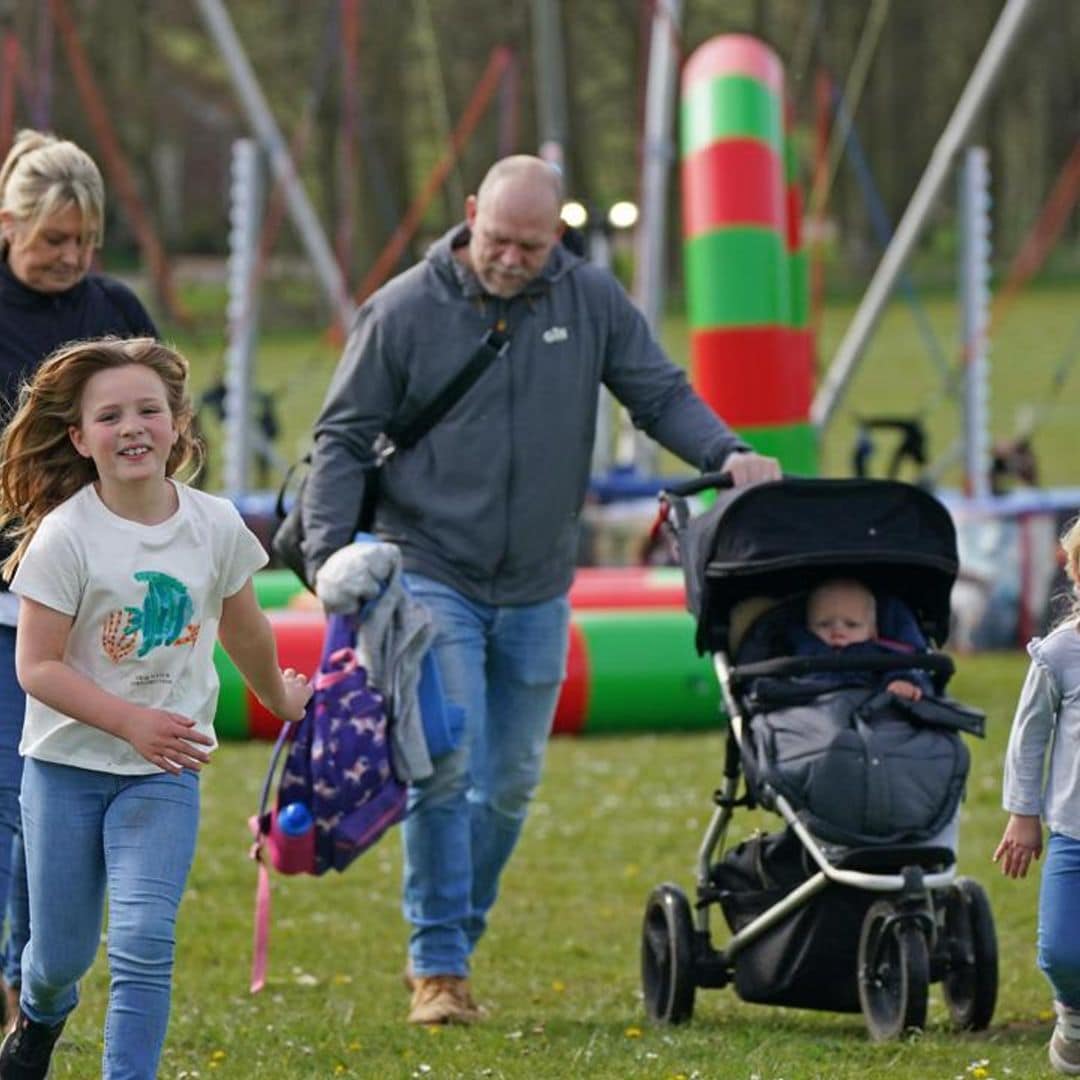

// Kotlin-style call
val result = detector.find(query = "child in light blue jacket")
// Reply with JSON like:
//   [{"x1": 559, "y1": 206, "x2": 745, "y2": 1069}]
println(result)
[{"x1": 995, "y1": 516, "x2": 1080, "y2": 1076}]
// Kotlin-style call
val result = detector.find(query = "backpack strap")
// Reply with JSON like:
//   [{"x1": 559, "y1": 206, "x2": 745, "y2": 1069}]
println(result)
[
  {"x1": 250, "y1": 853, "x2": 272, "y2": 993},
  {"x1": 383, "y1": 303, "x2": 532, "y2": 453},
  {"x1": 249, "y1": 720, "x2": 300, "y2": 993}
]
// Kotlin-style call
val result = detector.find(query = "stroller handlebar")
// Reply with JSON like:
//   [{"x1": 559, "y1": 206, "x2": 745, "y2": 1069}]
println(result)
[
  {"x1": 658, "y1": 470, "x2": 736, "y2": 499},
  {"x1": 731, "y1": 651, "x2": 955, "y2": 682}
]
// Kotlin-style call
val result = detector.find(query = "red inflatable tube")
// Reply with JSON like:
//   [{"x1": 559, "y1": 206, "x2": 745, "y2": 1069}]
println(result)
[
  {"x1": 247, "y1": 610, "x2": 326, "y2": 740},
  {"x1": 690, "y1": 326, "x2": 813, "y2": 426},
  {"x1": 551, "y1": 621, "x2": 590, "y2": 735},
  {"x1": 681, "y1": 33, "x2": 784, "y2": 96},
  {"x1": 567, "y1": 567, "x2": 685, "y2": 609},
  {"x1": 682, "y1": 138, "x2": 785, "y2": 236}
]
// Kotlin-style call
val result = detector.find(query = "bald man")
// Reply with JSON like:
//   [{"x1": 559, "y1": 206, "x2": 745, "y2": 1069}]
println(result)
[{"x1": 302, "y1": 155, "x2": 779, "y2": 1024}]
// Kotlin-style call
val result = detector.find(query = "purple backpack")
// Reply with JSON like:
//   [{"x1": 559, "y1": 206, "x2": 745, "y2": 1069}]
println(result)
[{"x1": 249, "y1": 613, "x2": 406, "y2": 990}]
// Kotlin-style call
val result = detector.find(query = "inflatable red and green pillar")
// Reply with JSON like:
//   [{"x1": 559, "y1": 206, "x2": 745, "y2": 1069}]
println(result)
[{"x1": 681, "y1": 34, "x2": 816, "y2": 473}]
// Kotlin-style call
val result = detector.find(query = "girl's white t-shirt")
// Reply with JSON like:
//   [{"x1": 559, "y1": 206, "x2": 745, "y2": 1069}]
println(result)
[{"x1": 10, "y1": 481, "x2": 268, "y2": 773}]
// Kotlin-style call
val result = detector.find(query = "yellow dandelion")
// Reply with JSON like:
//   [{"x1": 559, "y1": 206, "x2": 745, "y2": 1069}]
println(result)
[
  {"x1": 348, "y1": 1041, "x2": 362, "y2": 1051},
  {"x1": 552, "y1": 979, "x2": 566, "y2": 993},
  {"x1": 334, "y1": 1066, "x2": 347, "y2": 1075},
  {"x1": 624, "y1": 1025, "x2": 643, "y2": 1038},
  {"x1": 211, "y1": 1050, "x2": 226, "y2": 1061},
  {"x1": 971, "y1": 1069, "x2": 989, "y2": 1080}
]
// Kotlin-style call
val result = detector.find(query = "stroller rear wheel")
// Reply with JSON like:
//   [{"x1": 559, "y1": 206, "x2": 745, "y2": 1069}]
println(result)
[
  {"x1": 641, "y1": 883, "x2": 696, "y2": 1024},
  {"x1": 941, "y1": 877, "x2": 998, "y2": 1031},
  {"x1": 857, "y1": 898, "x2": 930, "y2": 1040}
]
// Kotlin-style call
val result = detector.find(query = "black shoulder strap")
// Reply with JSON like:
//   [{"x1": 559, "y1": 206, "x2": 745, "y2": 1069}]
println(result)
[{"x1": 387, "y1": 305, "x2": 529, "y2": 451}]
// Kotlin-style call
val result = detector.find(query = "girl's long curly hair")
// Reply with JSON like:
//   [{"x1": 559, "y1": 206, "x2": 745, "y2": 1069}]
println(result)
[
  {"x1": 0, "y1": 337, "x2": 204, "y2": 580},
  {"x1": 1062, "y1": 515, "x2": 1080, "y2": 629}
]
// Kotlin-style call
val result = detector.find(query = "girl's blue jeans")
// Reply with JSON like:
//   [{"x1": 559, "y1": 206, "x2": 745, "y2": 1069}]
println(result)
[
  {"x1": 402, "y1": 574, "x2": 570, "y2": 978},
  {"x1": 1039, "y1": 831, "x2": 1080, "y2": 1008},
  {"x1": 0, "y1": 625, "x2": 29, "y2": 987},
  {"x1": 20, "y1": 758, "x2": 199, "y2": 1080}
]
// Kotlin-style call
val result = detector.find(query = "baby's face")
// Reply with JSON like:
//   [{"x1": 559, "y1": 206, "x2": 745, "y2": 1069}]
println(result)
[{"x1": 808, "y1": 583, "x2": 876, "y2": 647}]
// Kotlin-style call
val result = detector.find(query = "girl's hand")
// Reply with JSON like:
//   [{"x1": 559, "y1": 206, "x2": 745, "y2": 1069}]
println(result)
[
  {"x1": 993, "y1": 813, "x2": 1043, "y2": 878},
  {"x1": 266, "y1": 668, "x2": 313, "y2": 723},
  {"x1": 121, "y1": 708, "x2": 215, "y2": 774}
]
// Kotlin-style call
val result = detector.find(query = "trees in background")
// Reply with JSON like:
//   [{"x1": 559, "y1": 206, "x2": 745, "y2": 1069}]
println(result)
[{"x1": 4, "y1": 0, "x2": 1078, "y2": 308}]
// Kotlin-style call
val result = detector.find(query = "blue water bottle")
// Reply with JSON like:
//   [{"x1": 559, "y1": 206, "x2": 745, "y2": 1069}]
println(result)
[{"x1": 270, "y1": 801, "x2": 314, "y2": 874}]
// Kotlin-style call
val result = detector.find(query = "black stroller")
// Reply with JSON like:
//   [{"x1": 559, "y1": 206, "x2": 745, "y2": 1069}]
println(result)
[{"x1": 640, "y1": 475, "x2": 998, "y2": 1041}]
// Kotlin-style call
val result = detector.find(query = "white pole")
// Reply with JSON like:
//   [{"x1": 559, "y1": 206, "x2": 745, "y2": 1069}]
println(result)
[
  {"x1": 223, "y1": 139, "x2": 261, "y2": 500},
  {"x1": 193, "y1": 0, "x2": 355, "y2": 330},
  {"x1": 629, "y1": 0, "x2": 684, "y2": 474},
  {"x1": 811, "y1": 0, "x2": 1039, "y2": 431},
  {"x1": 634, "y1": 0, "x2": 683, "y2": 334},
  {"x1": 530, "y1": 0, "x2": 569, "y2": 182},
  {"x1": 960, "y1": 147, "x2": 993, "y2": 499}
]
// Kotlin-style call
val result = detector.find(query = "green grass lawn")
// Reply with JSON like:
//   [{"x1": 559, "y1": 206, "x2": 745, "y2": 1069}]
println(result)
[{"x1": 41, "y1": 651, "x2": 1067, "y2": 1079}]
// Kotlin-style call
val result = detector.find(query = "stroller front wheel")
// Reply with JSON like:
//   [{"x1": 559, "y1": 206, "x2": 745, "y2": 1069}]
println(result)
[
  {"x1": 940, "y1": 877, "x2": 998, "y2": 1031},
  {"x1": 857, "y1": 898, "x2": 930, "y2": 1041},
  {"x1": 641, "y1": 883, "x2": 697, "y2": 1024}
]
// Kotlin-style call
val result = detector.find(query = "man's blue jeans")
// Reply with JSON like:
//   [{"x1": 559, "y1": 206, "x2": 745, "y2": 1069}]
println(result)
[
  {"x1": 1039, "y1": 831, "x2": 1080, "y2": 1009},
  {"x1": 20, "y1": 759, "x2": 199, "y2": 1079},
  {"x1": 0, "y1": 625, "x2": 29, "y2": 988},
  {"x1": 402, "y1": 574, "x2": 569, "y2": 978}
]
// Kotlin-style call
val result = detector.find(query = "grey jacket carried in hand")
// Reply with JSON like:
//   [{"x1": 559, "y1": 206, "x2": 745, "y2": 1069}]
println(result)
[{"x1": 301, "y1": 223, "x2": 749, "y2": 606}]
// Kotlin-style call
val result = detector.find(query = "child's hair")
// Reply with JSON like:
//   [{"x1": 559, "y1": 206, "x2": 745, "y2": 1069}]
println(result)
[
  {"x1": 0, "y1": 337, "x2": 203, "y2": 580},
  {"x1": 807, "y1": 577, "x2": 876, "y2": 617},
  {"x1": 0, "y1": 129, "x2": 104, "y2": 253},
  {"x1": 1061, "y1": 515, "x2": 1080, "y2": 626}
]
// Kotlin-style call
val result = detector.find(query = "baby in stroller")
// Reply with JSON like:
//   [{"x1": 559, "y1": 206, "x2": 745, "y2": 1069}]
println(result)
[
  {"x1": 733, "y1": 575, "x2": 969, "y2": 853},
  {"x1": 799, "y1": 578, "x2": 928, "y2": 700},
  {"x1": 641, "y1": 474, "x2": 998, "y2": 1041}
]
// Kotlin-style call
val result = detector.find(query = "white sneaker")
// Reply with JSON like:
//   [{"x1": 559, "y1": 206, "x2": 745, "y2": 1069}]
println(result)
[{"x1": 1050, "y1": 1002, "x2": 1080, "y2": 1076}]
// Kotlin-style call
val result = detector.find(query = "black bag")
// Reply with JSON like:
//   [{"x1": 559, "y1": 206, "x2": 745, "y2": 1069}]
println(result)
[
  {"x1": 271, "y1": 322, "x2": 516, "y2": 590},
  {"x1": 270, "y1": 458, "x2": 378, "y2": 589}
]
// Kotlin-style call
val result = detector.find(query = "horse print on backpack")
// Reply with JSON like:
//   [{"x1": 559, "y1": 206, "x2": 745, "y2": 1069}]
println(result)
[{"x1": 258, "y1": 612, "x2": 406, "y2": 875}]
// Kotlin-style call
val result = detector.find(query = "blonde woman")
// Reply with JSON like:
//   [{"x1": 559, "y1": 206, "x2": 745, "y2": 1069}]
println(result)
[{"x1": 0, "y1": 129, "x2": 158, "y2": 1028}]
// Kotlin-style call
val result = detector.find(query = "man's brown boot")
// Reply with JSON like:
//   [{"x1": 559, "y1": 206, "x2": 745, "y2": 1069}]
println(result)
[{"x1": 407, "y1": 975, "x2": 484, "y2": 1025}]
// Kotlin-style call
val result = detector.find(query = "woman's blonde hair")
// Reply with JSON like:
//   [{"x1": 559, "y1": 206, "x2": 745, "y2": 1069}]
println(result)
[
  {"x1": 0, "y1": 338, "x2": 203, "y2": 579},
  {"x1": 0, "y1": 130, "x2": 104, "y2": 253}
]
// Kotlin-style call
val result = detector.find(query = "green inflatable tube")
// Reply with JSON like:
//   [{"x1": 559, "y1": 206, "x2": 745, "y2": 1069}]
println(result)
[
  {"x1": 253, "y1": 569, "x2": 306, "y2": 609},
  {"x1": 576, "y1": 610, "x2": 723, "y2": 734},
  {"x1": 214, "y1": 642, "x2": 249, "y2": 740}
]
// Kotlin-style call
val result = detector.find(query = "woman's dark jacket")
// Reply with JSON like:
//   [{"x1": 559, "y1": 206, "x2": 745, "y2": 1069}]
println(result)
[{"x1": 0, "y1": 258, "x2": 158, "y2": 586}]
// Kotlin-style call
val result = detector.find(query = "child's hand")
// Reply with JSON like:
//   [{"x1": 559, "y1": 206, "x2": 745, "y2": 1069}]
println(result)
[
  {"x1": 886, "y1": 678, "x2": 923, "y2": 701},
  {"x1": 993, "y1": 813, "x2": 1043, "y2": 878},
  {"x1": 267, "y1": 668, "x2": 312, "y2": 723},
  {"x1": 122, "y1": 708, "x2": 214, "y2": 774}
]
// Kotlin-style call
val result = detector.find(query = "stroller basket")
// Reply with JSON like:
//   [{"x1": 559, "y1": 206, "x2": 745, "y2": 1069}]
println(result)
[{"x1": 712, "y1": 829, "x2": 953, "y2": 1012}]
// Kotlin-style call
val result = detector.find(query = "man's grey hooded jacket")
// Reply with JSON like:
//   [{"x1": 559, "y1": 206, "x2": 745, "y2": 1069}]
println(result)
[{"x1": 301, "y1": 224, "x2": 749, "y2": 606}]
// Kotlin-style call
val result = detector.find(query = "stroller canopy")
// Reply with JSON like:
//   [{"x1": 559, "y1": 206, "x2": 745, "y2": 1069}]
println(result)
[{"x1": 680, "y1": 478, "x2": 958, "y2": 654}]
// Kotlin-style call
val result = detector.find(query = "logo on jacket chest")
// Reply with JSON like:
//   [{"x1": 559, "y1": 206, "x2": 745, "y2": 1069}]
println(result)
[{"x1": 542, "y1": 325, "x2": 569, "y2": 344}]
